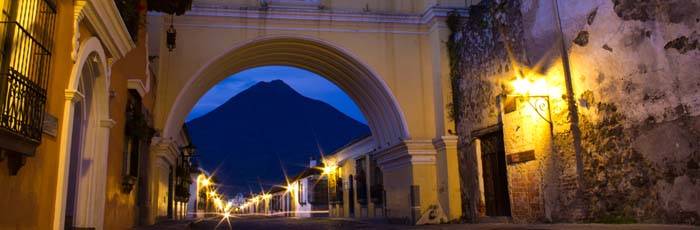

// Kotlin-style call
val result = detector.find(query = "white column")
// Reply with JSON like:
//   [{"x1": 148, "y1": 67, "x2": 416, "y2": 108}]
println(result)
[{"x1": 52, "y1": 90, "x2": 84, "y2": 230}]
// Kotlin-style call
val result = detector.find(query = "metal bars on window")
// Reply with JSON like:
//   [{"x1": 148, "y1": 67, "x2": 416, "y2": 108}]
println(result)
[{"x1": 0, "y1": 0, "x2": 56, "y2": 143}]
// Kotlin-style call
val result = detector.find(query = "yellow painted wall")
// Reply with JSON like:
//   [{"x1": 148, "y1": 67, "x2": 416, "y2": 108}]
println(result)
[
  {"x1": 411, "y1": 164, "x2": 438, "y2": 218},
  {"x1": 103, "y1": 4, "x2": 153, "y2": 228},
  {"x1": 0, "y1": 0, "x2": 74, "y2": 228},
  {"x1": 382, "y1": 165, "x2": 412, "y2": 221},
  {"x1": 150, "y1": 7, "x2": 455, "y2": 142}
]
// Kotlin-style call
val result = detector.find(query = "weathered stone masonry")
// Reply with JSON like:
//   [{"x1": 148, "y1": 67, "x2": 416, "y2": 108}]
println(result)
[{"x1": 449, "y1": 0, "x2": 700, "y2": 224}]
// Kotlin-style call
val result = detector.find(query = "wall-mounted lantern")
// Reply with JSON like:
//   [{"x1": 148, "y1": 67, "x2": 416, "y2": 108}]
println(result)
[
  {"x1": 167, "y1": 24, "x2": 176, "y2": 52},
  {"x1": 505, "y1": 76, "x2": 555, "y2": 125}
]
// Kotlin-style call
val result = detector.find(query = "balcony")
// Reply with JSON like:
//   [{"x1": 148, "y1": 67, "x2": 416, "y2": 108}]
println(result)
[{"x1": 0, "y1": 0, "x2": 56, "y2": 159}]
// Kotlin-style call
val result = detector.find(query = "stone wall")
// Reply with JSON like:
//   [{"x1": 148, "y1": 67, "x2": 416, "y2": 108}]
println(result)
[
  {"x1": 450, "y1": 0, "x2": 700, "y2": 224},
  {"x1": 448, "y1": 0, "x2": 530, "y2": 222}
]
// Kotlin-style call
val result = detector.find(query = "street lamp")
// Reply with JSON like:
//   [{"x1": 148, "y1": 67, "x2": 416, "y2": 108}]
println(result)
[
  {"x1": 507, "y1": 76, "x2": 555, "y2": 126},
  {"x1": 322, "y1": 164, "x2": 337, "y2": 176},
  {"x1": 195, "y1": 173, "x2": 212, "y2": 218}
]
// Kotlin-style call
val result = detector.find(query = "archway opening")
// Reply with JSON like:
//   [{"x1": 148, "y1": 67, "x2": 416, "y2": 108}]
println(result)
[
  {"x1": 53, "y1": 37, "x2": 111, "y2": 230},
  {"x1": 185, "y1": 66, "x2": 371, "y2": 196},
  {"x1": 160, "y1": 36, "x2": 410, "y2": 219},
  {"x1": 64, "y1": 51, "x2": 109, "y2": 228},
  {"x1": 162, "y1": 37, "x2": 409, "y2": 148}
]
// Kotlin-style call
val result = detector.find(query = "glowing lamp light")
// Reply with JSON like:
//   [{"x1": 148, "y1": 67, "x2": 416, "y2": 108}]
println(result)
[
  {"x1": 214, "y1": 197, "x2": 224, "y2": 210},
  {"x1": 286, "y1": 182, "x2": 298, "y2": 193},
  {"x1": 322, "y1": 164, "x2": 337, "y2": 175},
  {"x1": 197, "y1": 174, "x2": 212, "y2": 187},
  {"x1": 512, "y1": 78, "x2": 550, "y2": 96}
]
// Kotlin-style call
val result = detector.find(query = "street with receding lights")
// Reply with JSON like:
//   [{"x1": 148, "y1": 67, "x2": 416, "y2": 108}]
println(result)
[{"x1": 137, "y1": 216, "x2": 700, "y2": 230}]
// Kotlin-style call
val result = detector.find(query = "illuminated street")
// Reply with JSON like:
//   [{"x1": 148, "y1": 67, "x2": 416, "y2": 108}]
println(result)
[
  {"x1": 190, "y1": 216, "x2": 397, "y2": 230},
  {"x1": 141, "y1": 216, "x2": 700, "y2": 230}
]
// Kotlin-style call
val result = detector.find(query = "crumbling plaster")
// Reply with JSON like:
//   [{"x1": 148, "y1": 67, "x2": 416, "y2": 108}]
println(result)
[{"x1": 450, "y1": 0, "x2": 700, "y2": 224}]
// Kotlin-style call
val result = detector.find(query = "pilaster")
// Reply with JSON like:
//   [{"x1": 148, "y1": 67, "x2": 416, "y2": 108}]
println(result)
[
  {"x1": 433, "y1": 135, "x2": 462, "y2": 220},
  {"x1": 373, "y1": 139, "x2": 439, "y2": 224}
]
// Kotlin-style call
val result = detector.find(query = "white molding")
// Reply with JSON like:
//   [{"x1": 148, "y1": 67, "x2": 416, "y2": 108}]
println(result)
[
  {"x1": 173, "y1": 6, "x2": 463, "y2": 35},
  {"x1": 76, "y1": 0, "x2": 136, "y2": 60},
  {"x1": 173, "y1": 22, "x2": 432, "y2": 35},
  {"x1": 68, "y1": 38, "x2": 109, "y2": 91},
  {"x1": 72, "y1": 1, "x2": 87, "y2": 61},
  {"x1": 433, "y1": 135, "x2": 458, "y2": 152},
  {"x1": 127, "y1": 79, "x2": 149, "y2": 97},
  {"x1": 64, "y1": 90, "x2": 85, "y2": 103},
  {"x1": 185, "y1": 5, "x2": 467, "y2": 25},
  {"x1": 326, "y1": 136, "x2": 375, "y2": 164},
  {"x1": 151, "y1": 137, "x2": 178, "y2": 166},
  {"x1": 373, "y1": 139, "x2": 437, "y2": 171},
  {"x1": 53, "y1": 37, "x2": 110, "y2": 230},
  {"x1": 99, "y1": 119, "x2": 116, "y2": 128}
]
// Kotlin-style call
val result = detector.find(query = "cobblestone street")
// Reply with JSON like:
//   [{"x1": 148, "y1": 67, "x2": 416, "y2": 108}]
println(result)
[{"x1": 137, "y1": 216, "x2": 700, "y2": 230}]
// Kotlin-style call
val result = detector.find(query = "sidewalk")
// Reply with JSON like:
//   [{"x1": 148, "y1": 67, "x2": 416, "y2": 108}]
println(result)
[
  {"x1": 135, "y1": 217, "x2": 699, "y2": 230},
  {"x1": 417, "y1": 223, "x2": 700, "y2": 230},
  {"x1": 341, "y1": 218, "x2": 700, "y2": 230},
  {"x1": 133, "y1": 219, "x2": 195, "y2": 230}
]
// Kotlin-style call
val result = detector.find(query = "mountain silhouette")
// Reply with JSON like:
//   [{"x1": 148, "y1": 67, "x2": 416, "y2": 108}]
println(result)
[{"x1": 186, "y1": 80, "x2": 370, "y2": 195}]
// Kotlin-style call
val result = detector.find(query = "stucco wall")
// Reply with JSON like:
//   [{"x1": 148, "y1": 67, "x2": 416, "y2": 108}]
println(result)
[
  {"x1": 103, "y1": 12, "x2": 152, "y2": 229},
  {"x1": 533, "y1": 0, "x2": 700, "y2": 224},
  {"x1": 0, "y1": 0, "x2": 74, "y2": 228},
  {"x1": 450, "y1": 0, "x2": 700, "y2": 224}
]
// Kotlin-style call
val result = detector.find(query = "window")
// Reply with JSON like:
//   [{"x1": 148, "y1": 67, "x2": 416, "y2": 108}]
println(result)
[
  {"x1": 310, "y1": 175, "x2": 328, "y2": 205},
  {"x1": 355, "y1": 157, "x2": 368, "y2": 205},
  {"x1": 122, "y1": 90, "x2": 142, "y2": 192},
  {"x1": 370, "y1": 158, "x2": 384, "y2": 205},
  {"x1": 123, "y1": 91, "x2": 142, "y2": 175},
  {"x1": 297, "y1": 180, "x2": 306, "y2": 205},
  {"x1": 0, "y1": 0, "x2": 56, "y2": 153},
  {"x1": 332, "y1": 169, "x2": 344, "y2": 204}
]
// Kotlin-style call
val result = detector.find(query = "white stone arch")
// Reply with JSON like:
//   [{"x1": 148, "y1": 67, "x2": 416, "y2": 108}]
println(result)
[
  {"x1": 162, "y1": 35, "x2": 410, "y2": 147},
  {"x1": 53, "y1": 37, "x2": 113, "y2": 230}
]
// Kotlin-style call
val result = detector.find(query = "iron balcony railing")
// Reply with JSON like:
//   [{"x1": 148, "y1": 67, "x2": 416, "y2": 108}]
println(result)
[{"x1": 0, "y1": 0, "x2": 56, "y2": 145}]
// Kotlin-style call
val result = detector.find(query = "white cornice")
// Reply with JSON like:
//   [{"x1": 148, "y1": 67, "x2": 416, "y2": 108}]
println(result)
[
  {"x1": 183, "y1": 5, "x2": 467, "y2": 25},
  {"x1": 374, "y1": 139, "x2": 437, "y2": 171},
  {"x1": 99, "y1": 119, "x2": 116, "y2": 128},
  {"x1": 433, "y1": 135, "x2": 458, "y2": 152},
  {"x1": 78, "y1": 0, "x2": 136, "y2": 60},
  {"x1": 151, "y1": 137, "x2": 178, "y2": 166},
  {"x1": 127, "y1": 79, "x2": 149, "y2": 97},
  {"x1": 64, "y1": 90, "x2": 85, "y2": 103},
  {"x1": 327, "y1": 136, "x2": 375, "y2": 164}
]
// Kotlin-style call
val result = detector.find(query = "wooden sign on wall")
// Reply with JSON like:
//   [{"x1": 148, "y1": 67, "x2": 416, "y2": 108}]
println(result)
[
  {"x1": 506, "y1": 150, "x2": 535, "y2": 165},
  {"x1": 43, "y1": 112, "x2": 58, "y2": 137}
]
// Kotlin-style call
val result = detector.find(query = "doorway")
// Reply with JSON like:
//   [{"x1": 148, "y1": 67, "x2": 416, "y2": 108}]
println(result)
[
  {"x1": 167, "y1": 166, "x2": 174, "y2": 219},
  {"x1": 480, "y1": 130, "x2": 511, "y2": 217},
  {"x1": 65, "y1": 102, "x2": 84, "y2": 229},
  {"x1": 64, "y1": 52, "x2": 98, "y2": 228},
  {"x1": 348, "y1": 174, "x2": 355, "y2": 217}
]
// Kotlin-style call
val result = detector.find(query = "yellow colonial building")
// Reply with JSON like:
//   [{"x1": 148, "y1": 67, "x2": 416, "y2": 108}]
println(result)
[{"x1": 0, "y1": 0, "x2": 195, "y2": 229}]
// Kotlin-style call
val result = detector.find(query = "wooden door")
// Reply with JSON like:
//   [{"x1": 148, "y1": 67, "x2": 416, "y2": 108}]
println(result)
[{"x1": 480, "y1": 130, "x2": 511, "y2": 216}]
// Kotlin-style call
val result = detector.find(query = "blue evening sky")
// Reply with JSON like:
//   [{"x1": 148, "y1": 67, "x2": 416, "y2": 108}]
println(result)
[{"x1": 187, "y1": 66, "x2": 367, "y2": 124}]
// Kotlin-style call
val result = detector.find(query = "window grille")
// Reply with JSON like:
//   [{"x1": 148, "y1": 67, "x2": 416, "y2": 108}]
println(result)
[{"x1": 0, "y1": 0, "x2": 56, "y2": 144}]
